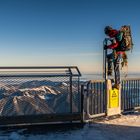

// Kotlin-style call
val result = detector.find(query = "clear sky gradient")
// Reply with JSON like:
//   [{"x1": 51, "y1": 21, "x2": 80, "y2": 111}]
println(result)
[{"x1": 0, "y1": 0, "x2": 140, "y2": 73}]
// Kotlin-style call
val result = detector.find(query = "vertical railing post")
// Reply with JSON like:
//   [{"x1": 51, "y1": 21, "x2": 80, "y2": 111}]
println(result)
[
  {"x1": 69, "y1": 68, "x2": 73, "y2": 114},
  {"x1": 80, "y1": 84, "x2": 84, "y2": 123}
]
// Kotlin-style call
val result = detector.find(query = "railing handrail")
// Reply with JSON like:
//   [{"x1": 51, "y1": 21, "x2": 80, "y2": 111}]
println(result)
[
  {"x1": 0, "y1": 66, "x2": 82, "y2": 77},
  {"x1": 89, "y1": 79, "x2": 105, "y2": 83},
  {"x1": 122, "y1": 78, "x2": 140, "y2": 81},
  {"x1": 89, "y1": 78, "x2": 140, "y2": 84},
  {"x1": 0, "y1": 66, "x2": 78, "y2": 69}
]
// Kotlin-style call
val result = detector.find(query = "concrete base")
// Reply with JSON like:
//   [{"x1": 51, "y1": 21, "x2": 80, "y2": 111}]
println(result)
[{"x1": 107, "y1": 107, "x2": 121, "y2": 116}]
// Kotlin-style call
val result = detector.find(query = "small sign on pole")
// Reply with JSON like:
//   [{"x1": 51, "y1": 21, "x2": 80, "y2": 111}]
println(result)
[
  {"x1": 106, "y1": 80, "x2": 121, "y2": 116},
  {"x1": 109, "y1": 89, "x2": 119, "y2": 108}
]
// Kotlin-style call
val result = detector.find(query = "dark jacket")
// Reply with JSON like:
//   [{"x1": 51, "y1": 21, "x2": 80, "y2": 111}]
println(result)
[{"x1": 107, "y1": 29, "x2": 124, "y2": 54}]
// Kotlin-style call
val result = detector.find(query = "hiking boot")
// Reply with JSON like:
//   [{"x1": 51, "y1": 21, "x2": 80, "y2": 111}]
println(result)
[
  {"x1": 110, "y1": 78, "x2": 115, "y2": 83},
  {"x1": 107, "y1": 70, "x2": 112, "y2": 76},
  {"x1": 112, "y1": 84, "x2": 120, "y2": 90}
]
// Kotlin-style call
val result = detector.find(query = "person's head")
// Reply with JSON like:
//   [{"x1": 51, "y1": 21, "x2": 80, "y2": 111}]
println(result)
[
  {"x1": 104, "y1": 26, "x2": 113, "y2": 35},
  {"x1": 104, "y1": 26, "x2": 118, "y2": 37}
]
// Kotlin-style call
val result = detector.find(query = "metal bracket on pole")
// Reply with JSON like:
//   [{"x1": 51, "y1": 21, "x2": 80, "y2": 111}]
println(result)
[{"x1": 103, "y1": 39, "x2": 108, "y2": 81}]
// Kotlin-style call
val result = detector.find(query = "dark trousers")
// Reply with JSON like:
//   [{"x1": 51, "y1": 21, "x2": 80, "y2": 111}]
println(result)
[{"x1": 107, "y1": 53, "x2": 122, "y2": 85}]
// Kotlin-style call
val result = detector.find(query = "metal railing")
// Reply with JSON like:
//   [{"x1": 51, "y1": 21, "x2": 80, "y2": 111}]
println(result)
[
  {"x1": 121, "y1": 78, "x2": 140, "y2": 112},
  {"x1": 83, "y1": 78, "x2": 140, "y2": 119},
  {"x1": 1, "y1": 66, "x2": 140, "y2": 125},
  {"x1": 83, "y1": 80, "x2": 106, "y2": 119},
  {"x1": 0, "y1": 66, "x2": 82, "y2": 126}
]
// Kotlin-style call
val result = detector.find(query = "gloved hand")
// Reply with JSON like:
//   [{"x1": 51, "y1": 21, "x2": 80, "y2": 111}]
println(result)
[{"x1": 104, "y1": 45, "x2": 108, "y2": 50}]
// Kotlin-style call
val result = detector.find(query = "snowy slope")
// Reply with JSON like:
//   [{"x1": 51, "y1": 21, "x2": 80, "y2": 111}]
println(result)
[{"x1": 0, "y1": 80, "x2": 79, "y2": 115}]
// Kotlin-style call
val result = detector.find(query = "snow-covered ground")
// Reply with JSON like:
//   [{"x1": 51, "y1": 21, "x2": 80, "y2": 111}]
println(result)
[{"x1": 0, "y1": 112, "x2": 139, "y2": 140}]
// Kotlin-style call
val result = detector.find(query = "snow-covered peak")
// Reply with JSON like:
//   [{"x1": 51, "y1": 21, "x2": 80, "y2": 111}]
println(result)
[{"x1": 19, "y1": 85, "x2": 60, "y2": 95}]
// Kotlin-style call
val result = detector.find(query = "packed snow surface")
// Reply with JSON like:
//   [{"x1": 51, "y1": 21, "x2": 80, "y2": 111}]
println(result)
[{"x1": 0, "y1": 112, "x2": 139, "y2": 140}]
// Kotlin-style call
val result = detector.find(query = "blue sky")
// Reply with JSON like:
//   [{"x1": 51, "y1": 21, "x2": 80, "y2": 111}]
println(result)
[{"x1": 0, "y1": 0, "x2": 140, "y2": 73}]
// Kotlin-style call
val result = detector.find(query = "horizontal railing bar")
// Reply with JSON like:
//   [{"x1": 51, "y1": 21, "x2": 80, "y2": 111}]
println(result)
[
  {"x1": 122, "y1": 78, "x2": 140, "y2": 81},
  {"x1": 89, "y1": 80, "x2": 105, "y2": 83},
  {"x1": 0, "y1": 113, "x2": 82, "y2": 125},
  {"x1": 0, "y1": 71, "x2": 71, "y2": 73},
  {"x1": 89, "y1": 79, "x2": 140, "y2": 84},
  {"x1": 0, "y1": 74, "x2": 73, "y2": 78},
  {"x1": 0, "y1": 66, "x2": 81, "y2": 77},
  {"x1": 0, "y1": 66, "x2": 78, "y2": 69},
  {"x1": 88, "y1": 113, "x2": 106, "y2": 119}
]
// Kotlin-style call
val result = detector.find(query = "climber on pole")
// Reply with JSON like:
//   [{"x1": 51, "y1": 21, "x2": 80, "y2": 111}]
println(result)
[{"x1": 103, "y1": 25, "x2": 133, "y2": 89}]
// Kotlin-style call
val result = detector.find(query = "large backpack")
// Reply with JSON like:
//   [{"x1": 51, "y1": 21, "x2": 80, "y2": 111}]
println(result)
[{"x1": 120, "y1": 25, "x2": 133, "y2": 51}]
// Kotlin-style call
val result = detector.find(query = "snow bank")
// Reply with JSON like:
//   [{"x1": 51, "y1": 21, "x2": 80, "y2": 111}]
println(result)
[{"x1": 0, "y1": 113, "x2": 139, "y2": 140}]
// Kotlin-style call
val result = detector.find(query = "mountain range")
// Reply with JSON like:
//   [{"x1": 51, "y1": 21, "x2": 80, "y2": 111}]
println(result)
[{"x1": 0, "y1": 80, "x2": 80, "y2": 116}]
